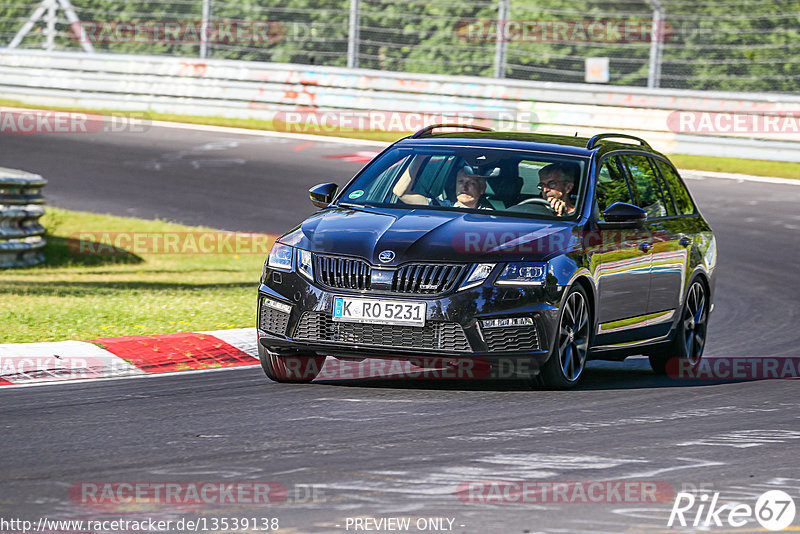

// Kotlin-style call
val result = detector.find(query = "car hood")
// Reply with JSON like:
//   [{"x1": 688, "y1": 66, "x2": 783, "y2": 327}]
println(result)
[{"x1": 279, "y1": 206, "x2": 577, "y2": 265}]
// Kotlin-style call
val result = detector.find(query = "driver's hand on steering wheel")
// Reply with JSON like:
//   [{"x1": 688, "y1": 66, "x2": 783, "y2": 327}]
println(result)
[{"x1": 548, "y1": 195, "x2": 569, "y2": 216}]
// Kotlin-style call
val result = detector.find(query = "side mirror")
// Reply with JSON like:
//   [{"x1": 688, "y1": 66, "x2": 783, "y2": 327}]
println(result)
[
  {"x1": 309, "y1": 183, "x2": 338, "y2": 209},
  {"x1": 597, "y1": 202, "x2": 646, "y2": 229}
]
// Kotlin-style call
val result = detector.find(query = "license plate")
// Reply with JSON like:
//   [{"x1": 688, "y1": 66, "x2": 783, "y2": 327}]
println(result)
[{"x1": 332, "y1": 296, "x2": 426, "y2": 327}]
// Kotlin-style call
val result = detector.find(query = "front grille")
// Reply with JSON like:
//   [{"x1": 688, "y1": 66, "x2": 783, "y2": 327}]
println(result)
[
  {"x1": 259, "y1": 305, "x2": 290, "y2": 336},
  {"x1": 482, "y1": 327, "x2": 540, "y2": 352},
  {"x1": 294, "y1": 312, "x2": 471, "y2": 352},
  {"x1": 315, "y1": 255, "x2": 371, "y2": 290},
  {"x1": 392, "y1": 264, "x2": 467, "y2": 294},
  {"x1": 314, "y1": 254, "x2": 467, "y2": 295}
]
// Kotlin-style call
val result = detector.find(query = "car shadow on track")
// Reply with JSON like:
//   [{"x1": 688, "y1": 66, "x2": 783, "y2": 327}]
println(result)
[{"x1": 311, "y1": 356, "x2": 748, "y2": 391}]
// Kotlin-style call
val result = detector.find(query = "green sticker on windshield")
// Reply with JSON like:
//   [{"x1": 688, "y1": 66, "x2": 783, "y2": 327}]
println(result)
[{"x1": 348, "y1": 190, "x2": 364, "y2": 199}]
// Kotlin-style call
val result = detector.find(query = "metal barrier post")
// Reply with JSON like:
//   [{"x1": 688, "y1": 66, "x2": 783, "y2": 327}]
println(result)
[
  {"x1": 493, "y1": 0, "x2": 509, "y2": 79},
  {"x1": 200, "y1": 0, "x2": 213, "y2": 59},
  {"x1": 45, "y1": 0, "x2": 56, "y2": 52},
  {"x1": 646, "y1": 0, "x2": 664, "y2": 89},
  {"x1": 347, "y1": 0, "x2": 361, "y2": 69}
]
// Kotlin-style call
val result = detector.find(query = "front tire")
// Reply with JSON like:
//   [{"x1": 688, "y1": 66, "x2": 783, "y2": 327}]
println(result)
[
  {"x1": 649, "y1": 279, "x2": 709, "y2": 376},
  {"x1": 258, "y1": 343, "x2": 326, "y2": 383},
  {"x1": 539, "y1": 285, "x2": 592, "y2": 389}
]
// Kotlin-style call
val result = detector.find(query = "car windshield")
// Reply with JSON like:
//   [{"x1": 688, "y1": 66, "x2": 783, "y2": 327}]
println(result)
[{"x1": 338, "y1": 145, "x2": 588, "y2": 220}]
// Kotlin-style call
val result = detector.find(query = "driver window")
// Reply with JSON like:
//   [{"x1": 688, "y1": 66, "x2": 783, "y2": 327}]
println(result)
[{"x1": 595, "y1": 156, "x2": 633, "y2": 220}]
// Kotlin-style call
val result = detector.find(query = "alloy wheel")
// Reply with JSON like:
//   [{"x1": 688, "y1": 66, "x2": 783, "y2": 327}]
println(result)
[
  {"x1": 683, "y1": 281, "x2": 708, "y2": 365},
  {"x1": 557, "y1": 290, "x2": 590, "y2": 382}
]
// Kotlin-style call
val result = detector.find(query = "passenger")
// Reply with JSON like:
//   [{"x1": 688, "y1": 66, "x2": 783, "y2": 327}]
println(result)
[
  {"x1": 449, "y1": 167, "x2": 491, "y2": 209},
  {"x1": 393, "y1": 158, "x2": 492, "y2": 209}
]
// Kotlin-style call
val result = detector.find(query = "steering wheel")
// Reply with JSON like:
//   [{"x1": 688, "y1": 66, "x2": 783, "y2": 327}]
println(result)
[{"x1": 515, "y1": 197, "x2": 555, "y2": 210}]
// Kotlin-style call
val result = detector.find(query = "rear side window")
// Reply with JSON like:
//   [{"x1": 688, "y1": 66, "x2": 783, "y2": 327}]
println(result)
[
  {"x1": 654, "y1": 159, "x2": 696, "y2": 215},
  {"x1": 381, "y1": 154, "x2": 458, "y2": 203},
  {"x1": 595, "y1": 156, "x2": 633, "y2": 219},
  {"x1": 417, "y1": 155, "x2": 458, "y2": 189},
  {"x1": 622, "y1": 154, "x2": 675, "y2": 218}
]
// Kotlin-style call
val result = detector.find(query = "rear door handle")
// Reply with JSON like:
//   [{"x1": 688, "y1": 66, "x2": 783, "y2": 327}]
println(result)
[
  {"x1": 679, "y1": 237, "x2": 691, "y2": 247},
  {"x1": 639, "y1": 242, "x2": 652, "y2": 252}
]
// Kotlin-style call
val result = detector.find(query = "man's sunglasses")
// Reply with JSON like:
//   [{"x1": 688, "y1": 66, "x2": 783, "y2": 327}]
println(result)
[{"x1": 537, "y1": 180, "x2": 564, "y2": 190}]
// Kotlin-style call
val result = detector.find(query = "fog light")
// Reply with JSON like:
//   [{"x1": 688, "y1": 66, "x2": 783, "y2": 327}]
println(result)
[
  {"x1": 262, "y1": 297, "x2": 292, "y2": 314},
  {"x1": 480, "y1": 317, "x2": 534, "y2": 329}
]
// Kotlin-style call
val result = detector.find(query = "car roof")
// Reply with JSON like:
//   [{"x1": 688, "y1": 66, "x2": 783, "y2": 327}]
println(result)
[{"x1": 394, "y1": 130, "x2": 669, "y2": 160}]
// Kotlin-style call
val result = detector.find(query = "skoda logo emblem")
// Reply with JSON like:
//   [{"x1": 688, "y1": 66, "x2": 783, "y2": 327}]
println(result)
[{"x1": 378, "y1": 250, "x2": 395, "y2": 263}]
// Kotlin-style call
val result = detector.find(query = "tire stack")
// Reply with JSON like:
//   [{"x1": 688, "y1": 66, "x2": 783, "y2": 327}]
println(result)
[{"x1": 0, "y1": 167, "x2": 47, "y2": 268}]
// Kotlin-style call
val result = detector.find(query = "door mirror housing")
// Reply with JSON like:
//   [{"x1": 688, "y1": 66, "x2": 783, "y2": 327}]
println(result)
[
  {"x1": 597, "y1": 202, "x2": 646, "y2": 229},
  {"x1": 309, "y1": 183, "x2": 338, "y2": 208}
]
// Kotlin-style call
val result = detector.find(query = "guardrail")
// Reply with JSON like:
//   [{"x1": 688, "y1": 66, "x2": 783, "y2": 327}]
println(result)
[
  {"x1": 1, "y1": 49, "x2": 799, "y2": 162},
  {"x1": 0, "y1": 167, "x2": 47, "y2": 269}
]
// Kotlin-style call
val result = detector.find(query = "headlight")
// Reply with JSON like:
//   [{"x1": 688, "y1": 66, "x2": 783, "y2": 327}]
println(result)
[
  {"x1": 297, "y1": 249, "x2": 313, "y2": 280},
  {"x1": 458, "y1": 263, "x2": 496, "y2": 291},
  {"x1": 495, "y1": 262, "x2": 547, "y2": 286},
  {"x1": 267, "y1": 242, "x2": 293, "y2": 270}
]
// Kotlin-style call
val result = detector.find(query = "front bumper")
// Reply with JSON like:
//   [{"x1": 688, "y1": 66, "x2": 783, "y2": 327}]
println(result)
[{"x1": 257, "y1": 268, "x2": 562, "y2": 368}]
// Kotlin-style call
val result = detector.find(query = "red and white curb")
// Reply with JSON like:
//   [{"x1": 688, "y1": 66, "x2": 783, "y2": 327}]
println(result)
[{"x1": 0, "y1": 328, "x2": 259, "y2": 387}]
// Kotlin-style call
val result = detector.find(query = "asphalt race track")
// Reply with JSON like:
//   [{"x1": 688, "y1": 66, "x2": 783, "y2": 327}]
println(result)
[{"x1": 1, "y1": 124, "x2": 799, "y2": 533}]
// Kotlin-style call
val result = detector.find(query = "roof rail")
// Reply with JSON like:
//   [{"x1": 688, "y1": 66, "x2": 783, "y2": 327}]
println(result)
[
  {"x1": 586, "y1": 133, "x2": 651, "y2": 150},
  {"x1": 410, "y1": 123, "x2": 493, "y2": 139}
]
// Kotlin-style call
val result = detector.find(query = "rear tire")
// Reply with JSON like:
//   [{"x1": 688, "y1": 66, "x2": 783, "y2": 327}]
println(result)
[
  {"x1": 258, "y1": 343, "x2": 326, "y2": 383},
  {"x1": 539, "y1": 285, "x2": 592, "y2": 389},
  {"x1": 649, "y1": 279, "x2": 709, "y2": 376}
]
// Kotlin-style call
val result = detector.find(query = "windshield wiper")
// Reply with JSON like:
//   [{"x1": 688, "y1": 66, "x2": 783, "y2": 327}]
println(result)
[{"x1": 339, "y1": 202, "x2": 376, "y2": 209}]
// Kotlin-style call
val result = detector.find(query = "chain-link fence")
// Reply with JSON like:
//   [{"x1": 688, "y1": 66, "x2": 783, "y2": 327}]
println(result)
[{"x1": 2, "y1": 0, "x2": 799, "y2": 93}]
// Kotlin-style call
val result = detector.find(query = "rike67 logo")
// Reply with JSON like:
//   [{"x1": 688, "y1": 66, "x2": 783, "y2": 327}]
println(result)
[{"x1": 668, "y1": 490, "x2": 796, "y2": 531}]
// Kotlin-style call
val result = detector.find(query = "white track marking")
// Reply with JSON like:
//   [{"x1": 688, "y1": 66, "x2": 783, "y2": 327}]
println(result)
[
  {"x1": 476, "y1": 454, "x2": 645, "y2": 471},
  {"x1": 149, "y1": 119, "x2": 387, "y2": 147},
  {"x1": 0, "y1": 328, "x2": 266, "y2": 388},
  {"x1": 0, "y1": 363, "x2": 259, "y2": 390},
  {"x1": 148, "y1": 119, "x2": 800, "y2": 185},
  {"x1": 681, "y1": 169, "x2": 800, "y2": 186},
  {"x1": 199, "y1": 327, "x2": 259, "y2": 358},
  {"x1": 0, "y1": 340, "x2": 143, "y2": 384},
  {"x1": 676, "y1": 429, "x2": 800, "y2": 448}
]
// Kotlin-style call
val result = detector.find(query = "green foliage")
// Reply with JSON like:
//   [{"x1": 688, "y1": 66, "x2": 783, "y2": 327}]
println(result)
[
  {"x1": 0, "y1": 207, "x2": 270, "y2": 343},
  {"x1": 1, "y1": 0, "x2": 797, "y2": 92}
]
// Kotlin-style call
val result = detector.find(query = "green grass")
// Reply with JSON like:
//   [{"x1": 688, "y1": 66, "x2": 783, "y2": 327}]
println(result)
[
  {"x1": 0, "y1": 208, "x2": 274, "y2": 343},
  {"x1": 3, "y1": 98, "x2": 797, "y2": 179},
  {"x1": 668, "y1": 154, "x2": 800, "y2": 180}
]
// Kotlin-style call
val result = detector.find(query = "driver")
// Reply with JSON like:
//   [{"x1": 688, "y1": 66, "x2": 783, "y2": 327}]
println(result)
[
  {"x1": 393, "y1": 158, "x2": 492, "y2": 210},
  {"x1": 538, "y1": 163, "x2": 577, "y2": 217}
]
